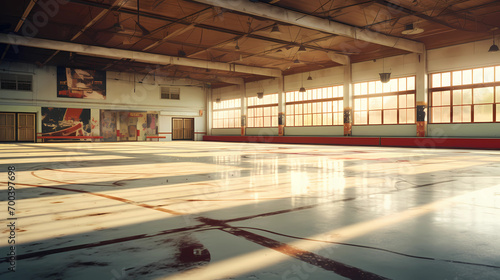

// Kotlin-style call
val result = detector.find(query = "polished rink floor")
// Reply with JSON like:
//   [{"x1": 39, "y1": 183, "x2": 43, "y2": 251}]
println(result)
[{"x1": 1, "y1": 141, "x2": 499, "y2": 280}]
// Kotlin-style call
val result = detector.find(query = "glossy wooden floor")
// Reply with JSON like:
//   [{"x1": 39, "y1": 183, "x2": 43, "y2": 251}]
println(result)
[{"x1": 1, "y1": 141, "x2": 500, "y2": 279}]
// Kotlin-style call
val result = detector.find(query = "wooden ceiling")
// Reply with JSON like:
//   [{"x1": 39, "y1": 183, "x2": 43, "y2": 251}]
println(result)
[{"x1": 1, "y1": 0, "x2": 499, "y2": 88}]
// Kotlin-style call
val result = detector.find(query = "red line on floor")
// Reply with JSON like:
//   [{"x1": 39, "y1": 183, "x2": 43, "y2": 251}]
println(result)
[
  {"x1": 28, "y1": 173, "x2": 184, "y2": 216},
  {"x1": 199, "y1": 217, "x2": 389, "y2": 280}
]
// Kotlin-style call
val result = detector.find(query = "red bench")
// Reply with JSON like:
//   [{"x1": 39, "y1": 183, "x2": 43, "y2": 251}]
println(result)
[{"x1": 37, "y1": 136, "x2": 104, "y2": 143}]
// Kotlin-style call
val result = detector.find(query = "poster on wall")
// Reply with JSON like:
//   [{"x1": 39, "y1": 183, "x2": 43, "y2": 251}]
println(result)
[
  {"x1": 100, "y1": 110, "x2": 117, "y2": 142},
  {"x1": 41, "y1": 107, "x2": 91, "y2": 136},
  {"x1": 57, "y1": 67, "x2": 106, "y2": 99}
]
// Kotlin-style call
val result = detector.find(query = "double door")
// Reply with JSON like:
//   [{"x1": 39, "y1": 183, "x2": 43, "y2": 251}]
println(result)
[
  {"x1": 0, "y1": 113, "x2": 35, "y2": 142},
  {"x1": 172, "y1": 118, "x2": 194, "y2": 140}
]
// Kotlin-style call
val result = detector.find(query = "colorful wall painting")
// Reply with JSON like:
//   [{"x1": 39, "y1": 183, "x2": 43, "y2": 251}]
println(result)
[
  {"x1": 41, "y1": 107, "x2": 91, "y2": 136},
  {"x1": 100, "y1": 110, "x2": 117, "y2": 142},
  {"x1": 57, "y1": 67, "x2": 106, "y2": 99}
]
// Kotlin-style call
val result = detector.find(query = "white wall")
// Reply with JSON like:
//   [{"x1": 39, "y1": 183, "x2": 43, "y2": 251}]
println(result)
[
  {"x1": 0, "y1": 62, "x2": 207, "y2": 141},
  {"x1": 285, "y1": 126, "x2": 343, "y2": 136},
  {"x1": 246, "y1": 127, "x2": 278, "y2": 137},
  {"x1": 212, "y1": 128, "x2": 240, "y2": 135},
  {"x1": 428, "y1": 123, "x2": 500, "y2": 138},
  {"x1": 352, "y1": 53, "x2": 419, "y2": 83},
  {"x1": 353, "y1": 125, "x2": 417, "y2": 137},
  {"x1": 428, "y1": 40, "x2": 500, "y2": 73},
  {"x1": 284, "y1": 67, "x2": 344, "y2": 92}
]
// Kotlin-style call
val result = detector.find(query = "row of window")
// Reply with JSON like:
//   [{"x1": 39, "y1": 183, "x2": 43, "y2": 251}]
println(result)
[
  {"x1": 430, "y1": 66, "x2": 500, "y2": 123},
  {"x1": 212, "y1": 65, "x2": 500, "y2": 128}
]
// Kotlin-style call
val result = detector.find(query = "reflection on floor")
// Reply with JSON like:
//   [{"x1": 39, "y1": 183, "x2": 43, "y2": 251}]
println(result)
[{"x1": 1, "y1": 141, "x2": 500, "y2": 280}]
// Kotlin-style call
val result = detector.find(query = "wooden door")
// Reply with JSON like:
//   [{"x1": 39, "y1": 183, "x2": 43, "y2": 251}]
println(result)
[
  {"x1": 0, "y1": 113, "x2": 16, "y2": 142},
  {"x1": 183, "y1": 118, "x2": 194, "y2": 140},
  {"x1": 18, "y1": 113, "x2": 35, "y2": 142},
  {"x1": 172, "y1": 118, "x2": 184, "y2": 140},
  {"x1": 172, "y1": 118, "x2": 194, "y2": 140}
]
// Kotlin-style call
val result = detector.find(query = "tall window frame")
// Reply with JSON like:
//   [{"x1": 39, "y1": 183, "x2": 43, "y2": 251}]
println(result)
[
  {"x1": 247, "y1": 93, "x2": 279, "y2": 128},
  {"x1": 430, "y1": 66, "x2": 500, "y2": 124},
  {"x1": 353, "y1": 76, "x2": 416, "y2": 125},
  {"x1": 285, "y1": 85, "x2": 344, "y2": 127},
  {"x1": 212, "y1": 98, "x2": 241, "y2": 129}
]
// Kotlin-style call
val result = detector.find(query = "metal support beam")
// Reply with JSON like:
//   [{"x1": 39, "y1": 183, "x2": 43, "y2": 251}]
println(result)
[
  {"x1": 42, "y1": 0, "x2": 128, "y2": 66},
  {"x1": 0, "y1": 34, "x2": 282, "y2": 77},
  {"x1": 327, "y1": 51, "x2": 350, "y2": 65},
  {"x1": 142, "y1": 7, "x2": 215, "y2": 52},
  {"x1": 1, "y1": 0, "x2": 38, "y2": 63},
  {"x1": 191, "y1": 0, "x2": 425, "y2": 53}
]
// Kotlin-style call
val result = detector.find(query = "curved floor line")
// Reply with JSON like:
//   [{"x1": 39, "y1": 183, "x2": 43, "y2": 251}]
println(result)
[
  {"x1": 27, "y1": 174, "x2": 185, "y2": 216},
  {"x1": 32, "y1": 171, "x2": 126, "y2": 187},
  {"x1": 45, "y1": 167, "x2": 154, "y2": 175}
]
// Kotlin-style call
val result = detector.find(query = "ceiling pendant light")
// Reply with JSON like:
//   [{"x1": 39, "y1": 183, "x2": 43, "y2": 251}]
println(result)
[
  {"x1": 235, "y1": 40, "x2": 240, "y2": 50},
  {"x1": 298, "y1": 45, "x2": 306, "y2": 52},
  {"x1": 401, "y1": 23, "x2": 424, "y2": 35},
  {"x1": 257, "y1": 81, "x2": 265, "y2": 99},
  {"x1": 293, "y1": 59, "x2": 300, "y2": 64},
  {"x1": 299, "y1": 73, "x2": 306, "y2": 93},
  {"x1": 270, "y1": 24, "x2": 281, "y2": 34},
  {"x1": 379, "y1": 58, "x2": 391, "y2": 84},
  {"x1": 489, "y1": 36, "x2": 499, "y2": 52},
  {"x1": 307, "y1": 72, "x2": 313, "y2": 80}
]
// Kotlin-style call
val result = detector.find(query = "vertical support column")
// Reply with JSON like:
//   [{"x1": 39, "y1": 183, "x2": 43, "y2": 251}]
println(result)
[
  {"x1": 416, "y1": 50, "x2": 428, "y2": 137},
  {"x1": 240, "y1": 83, "x2": 247, "y2": 136},
  {"x1": 343, "y1": 57, "x2": 353, "y2": 136},
  {"x1": 206, "y1": 85, "x2": 213, "y2": 136},
  {"x1": 277, "y1": 75, "x2": 285, "y2": 136}
]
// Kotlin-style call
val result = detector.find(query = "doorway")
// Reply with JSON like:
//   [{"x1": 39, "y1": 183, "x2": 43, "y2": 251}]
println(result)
[
  {"x1": 172, "y1": 118, "x2": 194, "y2": 140},
  {"x1": 0, "y1": 112, "x2": 36, "y2": 142}
]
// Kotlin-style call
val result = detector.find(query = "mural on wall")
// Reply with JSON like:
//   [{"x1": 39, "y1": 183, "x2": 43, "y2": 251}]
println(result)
[
  {"x1": 100, "y1": 111, "x2": 158, "y2": 141},
  {"x1": 146, "y1": 114, "x2": 158, "y2": 136},
  {"x1": 100, "y1": 111, "x2": 117, "y2": 142},
  {"x1": 41, "y1": 107, "x2": 91, "y2": 136},
  {"x1": 57, "y1": 67, "x2": 106, "y2": 99}
]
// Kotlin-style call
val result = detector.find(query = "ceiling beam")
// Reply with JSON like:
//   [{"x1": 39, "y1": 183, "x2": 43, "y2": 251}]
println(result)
[
  {"x1": 0, "y1": 0, "x2": 38, "y2": 63},
  {"x1": 0, "y1": 33, "x2": 282, "y2": 77},
  {"x1": 68, "y1": 0, "x2": 348, "y2": 56},
  {"x1": 372, "y1": 0, "x2": 465, "y2": 31},
  {"x1": 190, "y1": 0, "x2": 425, "y2": 53},
  {"x1": 42, "y1": 0, "x2": 129, "y2": 66},
  {"x1": 142, "y1": 7, "x2": 215, "y2": 52}
]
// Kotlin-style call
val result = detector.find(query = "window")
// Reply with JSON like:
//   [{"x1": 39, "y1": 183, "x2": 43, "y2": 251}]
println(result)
[
  {"x1": 430, "y1": 66, "x2": 500, "y2": 123},
  {"x1": 212, "y1": 98, "x2": 241, "y2": 128},
  {"x1": 285, "y1": 85, "x2": 343, "y2": 126},
  {"x1": 160, "y1": 87, "x2": 180, "y2": 100},
  {"x1": 0, "y1": 73, "x2": 32, "y2": 91},
  {"x1": 353, "y1": 76, "x2": 416, "y2": 125},
  {"x1": 247, "y1": 93, "x2": 278, "y2": 128}
]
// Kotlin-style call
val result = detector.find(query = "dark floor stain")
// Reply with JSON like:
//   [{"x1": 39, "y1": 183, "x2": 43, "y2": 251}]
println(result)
[
  {"x1": 178, "y1": 244, "x2": 211, "y2": 264},
  {"x1": 67, "y1": 261, "x2": 109, "y2": 267},
  {"x1": 51, "y1": 201, "x2": 64, "y2": 204},
  {"x1": 88, "y1": 212, "x2": 111, "y2": 217},
  {"x1": 176, "y1": 235, "x2": 211, "y2": 265}
]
